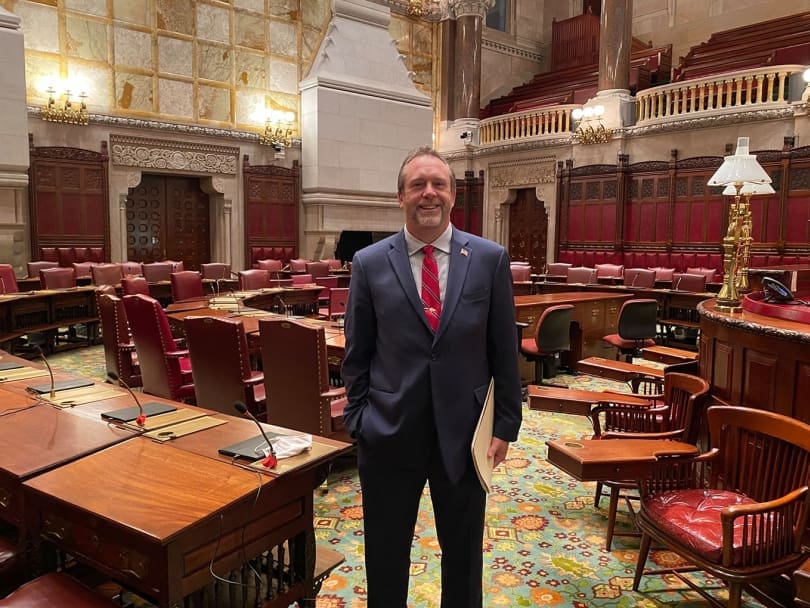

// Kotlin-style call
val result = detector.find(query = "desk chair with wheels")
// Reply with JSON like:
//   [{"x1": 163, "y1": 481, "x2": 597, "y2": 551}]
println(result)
[
  {"x1": 633, "y1": 405, "x2": 810, "y2": 608},
  {"x1": 200, "y1": 262, "x2": 231, "y2": 279},
  {"x1": 288, "y1": 258, "x2": 310, "y2": 273},
  {"x1": 566, "y1": 266, "x2": 598, "y2": 284},
  {"x1": 170, "y1": 271, "x2": 204, "y2": 302},
  {"x1": 519, "y1": 304, "x2": 574, "y2": 386},
  {"x1": 602, "y1": 299, "x2": 658, "y2": 363},
  {"x1": 320, "y1": 287, "x2": 349, "y2": 321},
  {"x1": 238, "y1": 269, "x2": 270, "y2": 290},
  {"x1": 623, "y1": 268, "x2": 656, "y2": 288}
]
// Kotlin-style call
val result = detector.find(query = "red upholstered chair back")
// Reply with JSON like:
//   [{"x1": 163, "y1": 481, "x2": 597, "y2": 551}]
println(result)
[
  {"x1": 39, "y1": 267, "x2": 77, "y2": 289},
  {"x1": 71, "y1": 262, "x2": 97, "y2": 279},
  {"x1": 650, "y1": 267, "x2": 675, "y2": 282},
  {"x1": 291, "y1": 273, "x2": 313, "y2": 285},
  {"x1": 97, "y1": 293, "x2": 141, "y2": 388},
  {"x1": 141, "y1": 262, "x2": 173, "y2": 283},
  {"x1": 288, "y1": 258, "x2": 309, "y2": 272},
  {"x1": 256, "y1": 259, "x2": 283, "y2": 272},
  {"x1": 165, "y1": 260, "x2": 184, "y2": 272},
  {"x1": 184, "y1": 316, "x2": 265, "y2": 419},
  {"x1": 238, "y1": 269, "x2": 270, "y2": 290},
  {"x1": 623, "y1": 268, "x2": 656, "y2": 288},
  {"x1": 123, "y1": 294, "x2": 195, "y2": 401},
  {"x1": 566, "y1": 266, "x2": 598, "y2": 284},
  {"x1": 321, "y1": 258, "x2": 342, "y2": 270},
  {"x1": 595, "y1": 263, "x2": 624, "y2": 279},
  {"x1": 546, "y1": 262, "x2": 571, "y2": 278},
  {"x1": 510, "y1": 264, "x2": 531, "y2": 282},
  {"x1": 685, "y1": 266, "x2": 717, "y2": 283},
  {"x1": 672, "y1": 272, "x2": 706, "y2": 292},
  {"x1": 121, "y1": 276, "x2": 150, "y2": 296},
  {"x1": 26, "y1": 260, "x2": 58, "y2": 278},
  {"x1": 170, "y1": 271, "x2": 204, "y2": 302},
  {"x1": 90, "y1": 264, "x2": 123, "y2": 286},
  {"x1": 0, "y1": 265, "x2": 19, "y2": 294},
  {"x1": 305, "y1": 261, "x2": 330, "y2": 279},
  {"x1": 326, "y1": 287, "x2": 349, "y2": 320},
  {"x1": 200, "y1": 263, "x2": 231, "y2": 279},
  {"x1": 259, "y1": 318, "x2": 344, "y2": 438},
  {"x1": 119, "y1": 261, "x2": 143, "y2": 276}
]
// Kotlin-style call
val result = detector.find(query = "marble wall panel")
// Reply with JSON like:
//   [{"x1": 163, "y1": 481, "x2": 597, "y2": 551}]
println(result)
[
  {"x1": 234, "y1": 88, "x2": 264, "y2": 125},
  {"x1": 65, "y1": 15, "x2": 108, "y2": 61},
  {"x1": 158, "y1": 78, "x2": 193, "y2": 118},
  {"x1": 24, "y1": 54, "x2": 59, "y2": 102},
  {"x1": 302, "y1": 27, "x2": 322, "y2": 64},
  {"x1": 301, "y1": 0, "x2": 330, "y2": 29},
  {"x1": 65, "y1": 0, "x2": 106, "y2": 18},
  {"x1": 67, "y1": 61, "x2": 112, "y2": 110},
  {"x1": 235, "y1": 0, "x2": 265, "y2": 14},
  {"x1": 268, "y1": 58, "x2": 297, "y2": 95},
  {"x1": 115, "y1": 72, "x2": 153, "y2": 111},
  {"x1": 268, "y1": 0, "x2": 298, "y2": 20},
  {"x1": 235, "y1": 11, "x2": 265, "y2": 50},
  {"x1": 198, "y1": 84, "x2": 231, "y2": 121},
  {"x1": 269, "y1": 20, "x2": 296, "y2": 57},
  {"x1": 158, "y1": 36, "x2": 193, "y2": 77},
  {"x1": 112, "y1": 0, "x2": 150, "y2": 27},
  {"x1": 157, "y1": 0, "x2": 193, "y2": 35},
  {"x1": 197, "y1": 3, "x2": 230, "y2": 45},
  {"x1": 198, "y1": 43, "x2": 232, "y2": 84},
  {"x1": 235, "y1": 50, "x2": 266, "y2": 89},
  {"x1": 14, "y1": 1, "x2": 59, "y2": 53},
  {"x1": 114, "y1": 27, "x2": 152, "y2": 69}
]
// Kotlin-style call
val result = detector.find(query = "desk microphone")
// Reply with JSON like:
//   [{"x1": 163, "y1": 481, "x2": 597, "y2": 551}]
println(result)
[
  {"x1": 0, "y1": 276, "x2": 6, "y2": 294},
  {"x1": 631, "y1": 273, "x2": 638, "y2": 287},
  {"x1": 108, "y1": 371, "x2": 145, "y2": 427},
  {"x1": 674, "y1": 275, "x2": 682, "y2": 291},
  {"x1": 35, "y1": 345, "x2": 56, "y2": 400},
  {"x1": 234, "y1": 401, "x2": 277, "y2": 468},
  {"x1": 273, "y1": 295, "x2": 287, "y2": 317}
]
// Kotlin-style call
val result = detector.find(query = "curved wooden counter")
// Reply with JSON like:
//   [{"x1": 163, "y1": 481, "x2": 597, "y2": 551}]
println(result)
[{"x1": 698, "y1": 299, "x2": 810, "y2": 423}]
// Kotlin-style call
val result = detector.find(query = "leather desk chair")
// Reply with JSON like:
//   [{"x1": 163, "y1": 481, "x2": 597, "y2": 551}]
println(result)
[
  {"x1": 71, "y1": 262, "x2": 96, "y2": 280},
  {"x1": 602, "y1": 299, "x2": 658, "y2": 362},
  {"x1": 685, "y1": 266, "x2": 718, "y2": 283},
  {"x1": 39, "y1": 267, "x2": 77, "y2": 289},
  {"x1": 123, "y1": 294, "x2": 195, "y2": 402},
  {"x1": 89, "y1": 263, "x2": 123, "y2": 286},
  {"x1": 622, "y1": 268, "x2": 656, "y2": 288},
  {"x1": 566, "y1": 266, "x2": 598, "y2": 284},
  {"x1": 26, "y1": 261, "x2": 57, "y2": 278},
  {"x1": 546, "y1": 262, "x2": 572, "y2": 280},
  {"x1": 200, "y1": 262, "x2": 231, "y2": 279},
  {"x1": 256, "y1": 259, "x2": 283, "y2": 271},
  {"x1": 165, "y1": 260, "x2": 184, "y2": 272},
  {"x1": 238, "y1": 269, "x2": 270, "y2": 290},
  {"x1": 672, "y1": 272, "x2": 706, "y2": 292},
  {"x1": 519, "y1": 304, "x2": 574, "y2": 386},
  {"x1": 259, "y1": 318, "x2": 349, "y2": 442},
  {"x1": 321, "y1": 258, "x2": 342, "y2": 271},
  {"x1": 0, "y1": 265, "x2": 19, "y2": 294},
  {"x1": 650, "y1": 267, "x2": 675, "y2": 283},
  {"x1": 288, "y1": 258, "x2": 310, "y2": 273},
  {"x1": 119, "y1": 261, "x2": 142, "y2": 276},
  {"x1": 510, "y1": 264, "x2": 532, "y2": 282},
  {"x1": 0, "y1": 573, "x2": 119, "y2": 608},
  {"x1": 633, "y1": 406, "x2": 810, "y2": 608},
  {"x1": 305, "y1": 261, "x2": 330, "y2": 280},
  {"x1": 97, "y1": 293, "x2": 141, "y2": 388},
  {"x1": 120, "y1": 276, "x2": 150, "y2": 296},
  {"x1": 314, "y1": 275, "x2": 339, "y2": 302},
  {"x1": 320, "y1": 287, "x2": 349, "y2": 321},
  {"x1": 184, "y1": 316, "x2": 266, "y2": 420},
  {"x1": 595, "y1": 263, "x2": 625, "y2": 281},
  {"x1": 291, "y1": 273, "x2": 314, "y2": 285},
  {"x1": 141, "y1": 262, "x2": 173, "y2": 283},
  {"x1": 170, "y1": 271, "x2": 204, "y2": 302}
]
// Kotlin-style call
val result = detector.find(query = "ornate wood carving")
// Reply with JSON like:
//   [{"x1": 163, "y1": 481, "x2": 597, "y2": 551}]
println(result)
[
  {"x1": 242, "y1": 156, "x2": 300, "y2": 260},
  {"x1": 509, "y1": 188, "x2": 548, "y2": 271}
]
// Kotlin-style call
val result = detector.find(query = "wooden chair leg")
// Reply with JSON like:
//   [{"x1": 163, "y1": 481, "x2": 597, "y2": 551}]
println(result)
[
  {"x1": 727, "y1": 582, "x2": 743, "y2": 608},
  {"x1": 605, "y1": 485, "x2": 620, "y2": 551},
  {"x1": 594, "y1": 482, "x2": 604, "y2": 508},
  {"x1": 633, "y1": 532, "x2": 652, "y2": 590}
]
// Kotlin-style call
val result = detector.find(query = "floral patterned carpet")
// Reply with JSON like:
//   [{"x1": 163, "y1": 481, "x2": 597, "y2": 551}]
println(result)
[{"x1": 49, "y1": 347, "x2": 766, "y2": 608}]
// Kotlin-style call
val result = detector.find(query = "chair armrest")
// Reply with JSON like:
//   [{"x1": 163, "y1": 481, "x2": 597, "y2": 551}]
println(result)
[
  {"x1": 118, "y1": 342, "x2": 136, "y2": 351},
  {"x1": 321, "y1": 387, "x2": 346, "y2": 400},
  {"x1": 590, "y1": 403, "x2": 669, "y2": 437},
  {"x1": 165, "y1": 349, "x2": 190, "y2": 358},
  {"x1": 245, "y1": 372, "x2": 264, "y2": 386},
  {"x1": 600, "y1": 429, "x2": 686, "y2": 441}
]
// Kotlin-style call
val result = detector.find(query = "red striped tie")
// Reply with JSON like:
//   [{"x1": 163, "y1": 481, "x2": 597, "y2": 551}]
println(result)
[{"x1": 421, "y1": 245, "x2": 441, "y2": 331}]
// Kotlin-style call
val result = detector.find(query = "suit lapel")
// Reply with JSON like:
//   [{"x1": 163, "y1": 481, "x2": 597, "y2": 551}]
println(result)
[
  {"x1": 388, "y1": 231, "x2": 433, "y2": 332},
  {"x1": 436, "y1": 230, "x2": 471, "y2": 340}
]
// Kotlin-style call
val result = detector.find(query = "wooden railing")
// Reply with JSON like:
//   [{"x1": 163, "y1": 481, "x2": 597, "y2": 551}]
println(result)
[
  {"x1": 479, "y1": 105, "x2": 578, "y2": 145},
  {"x1": 636, "y1": 64, "x2": 805, "y2": 124}
]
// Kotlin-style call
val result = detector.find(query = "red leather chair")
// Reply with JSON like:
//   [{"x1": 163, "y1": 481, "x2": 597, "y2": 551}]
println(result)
[
  {"x1": 97, "y1": 293, "x2": 141, "y2": 388},
  {"x1": 288, "y1": 258, "x2": 309, "y2": 273},
  {"x1": 305, "y1": 261, "x2": 330, "y2": 279},
  {"x1": 320, "y1": 287, "x2": 349, "y2": 321},
  {"x1": 602, "y1": 299, "x2": 658, "y2": 362},
  {"x1": 89, "y1": 263, "x2": 123, "y2": 286},
  {"x1": 622, "y1": 268, "x2": 656, "y2": 288},
  {"x1": 120, "y1": 276, "x2": 150, "y2": 296},
  {"x1": 595, "y1": 263, "x2": 625, "y2": 281},
  {"x1": 165, "y1": 260, "x2": 184, "y2": 272},
  {"x1": 0, "y1": 265, "x2": 19, "y2": 294},
  {"x1": 546, "y1": 262, "x2": 571, "y2": 280},
  {"x1": 650, "y1": 267, "x2": 675, "y2": 282},
  {"x1": 200, "y1": 262, "x2": 231, "y2": 279},
  {"x1": 686, "y1": 266, "x2": 718, "y2": 283},
  {"x1": 315, "y1": 275, "x2": 339, "y2": 303},
  {"x1": 321, "y1": 258, "x2": 342, "y2": 270},
  {"x1": 141, "y1": 262, "x2": 173, "y2": 283},
  {"x1": 510, "y1": 264, "x2": 532, "y2": 282},
  {"x1": 238, "y1": 269, "x2": 270, "y2": 290},
  {"x1": 26, "y1": 261, "x2": 58, "y2": 278},
  {"x1": 119, "y1": 261, "x2": 143, "y2": 276},
  {"x1": 39, "y1": 267, "x2": 77, "y2": 289},
  {"x1": 672, "y1": 272, "x2": 707, "y2": 292},
  {"x1": 71, "y1": 262, "x2": 97, "y2": 279},
  {"x1": 259, "y1": 318, "x2": 349, "y2": 442},
  {"x1": 519, "y1": 304, "x2": 574, "y2": 385},
  {"x1": 123, "y1": 294, "x2": 195, "y2": 401},
  {"x1": 170, "y1": 271, "x2": 204, "y2": 302},
  {"x1": 184, "y1": 316, "x2": 266, "y2": 420},
  {"x1": 0, "y1": 573, "x2": 120, "y2": 608},
  {"x1": 256, "y1": 259, "x2": 283, "y2": 272},
  {"x1": 566, "y1": 266, "x2": 598, "y2": 284},
  {"x1": 291, "y1": 273, "x2": 313, "y2": 285}
]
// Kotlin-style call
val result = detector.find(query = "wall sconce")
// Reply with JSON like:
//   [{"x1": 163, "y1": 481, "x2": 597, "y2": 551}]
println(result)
[
  {"x1": 707, "y1": 136, "x2": 773, "y2": 311},
  {"x1": 259, "y1": 109, "x2": 295, "y2": 151},
  {"x1": 41, "y1": 86, "x2": 89, "y2": 125},
  {"x1": 572, "y1": 105, "x2": 612, "y2": 145}
]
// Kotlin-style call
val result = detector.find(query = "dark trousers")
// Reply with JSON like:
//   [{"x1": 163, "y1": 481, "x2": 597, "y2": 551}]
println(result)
[{"x1": 358, "y1": 445, "x2": 486, "y2": 608}]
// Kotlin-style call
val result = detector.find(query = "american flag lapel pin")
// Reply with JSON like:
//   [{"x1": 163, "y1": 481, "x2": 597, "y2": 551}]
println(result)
[{"x1": 460, "y1": 247, "x2": 469, "y2": 257}]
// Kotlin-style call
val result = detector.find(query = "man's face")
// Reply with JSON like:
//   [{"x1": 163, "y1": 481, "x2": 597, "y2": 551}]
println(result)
[{"x1": 397, "y1": 154, "x2": 455, "y2": 242}]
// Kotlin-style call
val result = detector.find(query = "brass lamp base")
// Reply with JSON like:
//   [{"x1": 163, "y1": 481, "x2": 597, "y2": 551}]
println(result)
[{"x1": 714, "y1": 300, "x2": 742, "y2": 313}]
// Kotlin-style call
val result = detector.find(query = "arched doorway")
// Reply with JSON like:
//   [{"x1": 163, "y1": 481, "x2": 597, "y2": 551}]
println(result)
[{"x1": 508, "y1": 187, "x2": 548, "y2": 271}]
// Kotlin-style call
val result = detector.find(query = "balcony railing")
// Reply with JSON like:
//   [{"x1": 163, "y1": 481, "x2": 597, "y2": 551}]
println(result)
[
  {"x1": 479, "y1": 105, "x2": 578, "y2": 145},
  {"x1": 636, "y1": 64, "x2": 805, "y2": 124}
]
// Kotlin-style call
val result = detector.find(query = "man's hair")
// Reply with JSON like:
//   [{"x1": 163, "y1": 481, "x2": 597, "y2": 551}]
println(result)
[{"x1": 397, "y1": 146, "x2": 457, "y2": 194}]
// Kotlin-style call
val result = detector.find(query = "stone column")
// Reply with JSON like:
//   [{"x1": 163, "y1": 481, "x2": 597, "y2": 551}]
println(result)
[
  {"x1": 597, "y1": 0, "x2": 633, "y2": 92},
  {"x1": 452, "y1": 1, "x2": 488, "y2": 120}
]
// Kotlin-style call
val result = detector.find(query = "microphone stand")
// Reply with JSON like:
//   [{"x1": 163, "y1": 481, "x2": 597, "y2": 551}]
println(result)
[
  {"x1": 35, "y1": 345, "x2": 56, "y2": 400},
  {"x1": 273, "y1": 295, "x2": 287, "y2": 317},
  {"x1": 233, "y1": 401, "x2": 277, "y2": 468},
  {"x1": 108, "y1": 371, "x2": 146, "y2": 427}
]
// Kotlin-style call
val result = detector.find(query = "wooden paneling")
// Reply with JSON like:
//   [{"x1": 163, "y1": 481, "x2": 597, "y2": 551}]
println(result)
[
  {"x1": 453, "y1": 170, "x2": 484, "y2": 236},
  {"x1": 509, "y1": 187, "x2": 547, "y2": 269}
]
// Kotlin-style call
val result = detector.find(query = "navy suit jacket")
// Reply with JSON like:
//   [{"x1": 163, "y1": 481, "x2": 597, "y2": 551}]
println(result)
[{"x1": 341, "y1": 227, "x2": 522, "y2": 483}]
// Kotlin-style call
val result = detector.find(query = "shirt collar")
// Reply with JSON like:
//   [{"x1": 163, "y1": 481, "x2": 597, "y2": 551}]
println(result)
[{"x1": 404, "y1": 224, "x2": 453, "y2": 257}]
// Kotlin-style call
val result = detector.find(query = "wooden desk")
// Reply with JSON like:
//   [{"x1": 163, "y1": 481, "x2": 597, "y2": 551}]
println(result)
[
  {"x1": 514, "y1": 292, "x2": 631, "y2": 381},
  {"x1": 546, "y1": 438, "x2": 699, "y2": 481},
  {"x1": 577, "y1": 356, "x2": 665, "y2": 382},
  {"x1": 528, "y1": 385, "x2": 651, "y2": 416}
]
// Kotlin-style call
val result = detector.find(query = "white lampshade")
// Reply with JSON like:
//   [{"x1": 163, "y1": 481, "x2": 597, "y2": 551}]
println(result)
[
  {"x1": 722, "y1": 181, "x2": 776, "y2": 196},
  {"x1": 707, "y1": 137, "x2": 772, "y2": 187}
]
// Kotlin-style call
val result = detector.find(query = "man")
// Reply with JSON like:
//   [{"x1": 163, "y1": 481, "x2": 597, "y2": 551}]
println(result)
[{"x1": 341, "y1": 146, "x2": 522, "y2": 608}]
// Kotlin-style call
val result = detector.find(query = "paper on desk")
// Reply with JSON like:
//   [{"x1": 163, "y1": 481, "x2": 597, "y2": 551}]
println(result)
[
  {"x1": 258, "y1": 433, "x2": 313, "y2": 459},
  {"x1": 471, "y1": 378, "x2": 495, "y2": 493}
]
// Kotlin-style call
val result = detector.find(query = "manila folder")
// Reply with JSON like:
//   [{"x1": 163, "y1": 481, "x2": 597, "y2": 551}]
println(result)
[{"x1": 471, "y1": 378, "x2": 495, "y2": 493}]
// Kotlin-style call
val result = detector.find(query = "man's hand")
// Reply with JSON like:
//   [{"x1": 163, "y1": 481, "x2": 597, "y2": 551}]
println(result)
[{"x1": 487, "y1": 437, "x2": 510, "y2": 468}]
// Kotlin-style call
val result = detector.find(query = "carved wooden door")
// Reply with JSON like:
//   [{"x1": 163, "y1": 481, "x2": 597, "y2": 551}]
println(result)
[
  {"x1": 509, "y1": 188, "x2": 548, "y2": 271},
  {"x1": 126, "y1": 175, "x2": 209, "y2": 269}
]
